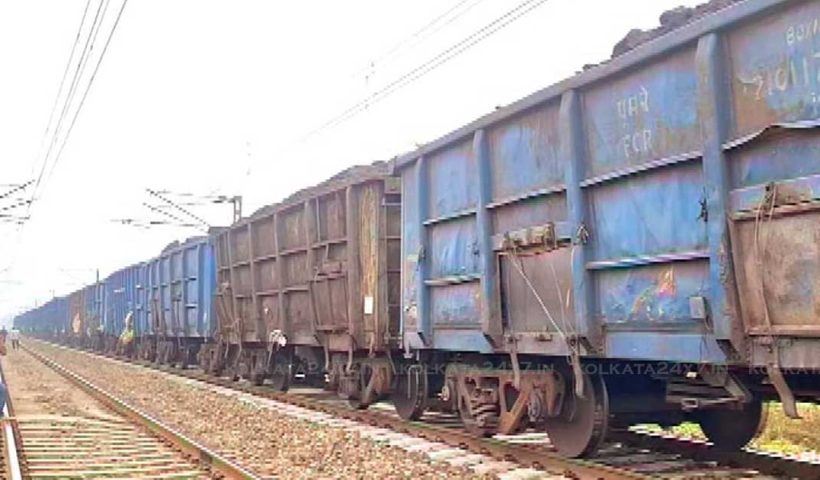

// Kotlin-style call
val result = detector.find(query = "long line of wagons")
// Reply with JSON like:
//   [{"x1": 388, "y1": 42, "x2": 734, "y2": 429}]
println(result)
[{"x1": 15, "y1": 0, "x2": 820, "y2": 458}]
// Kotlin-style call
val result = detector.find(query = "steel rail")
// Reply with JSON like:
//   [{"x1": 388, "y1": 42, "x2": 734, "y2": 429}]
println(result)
[
  {"x1": 611, "y1": 430, "x2": 820, "y2": 479},
  {"x1": 0, "y1": 359, "x2": 23, "y2": 480},
  {"x1": 31, "y1": 340, "x2": 820, "y2": 480},
  {"x1": 35, "y1": 342, "x2": 645, "y2": 480},
  {"x1": 23, "y1": 346, "x2": 261, "y2": 480}
]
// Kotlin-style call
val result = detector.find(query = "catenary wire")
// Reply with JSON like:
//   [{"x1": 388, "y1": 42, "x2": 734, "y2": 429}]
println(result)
[
  {"x1": 42, "y1": 0, "x2": 130, "y2": 191},
  {"x1": 351, "y1": 0, "x2": 486, "y2": 81},
  {"x1": 305, "y1": 0, "x2": 549, "y2": 139},
  {"x1": 29, "y1": 0, "x2": 93, "y2": 182},
  {"x1": 34, "y1": 0, "x2": 109, "y2": 201},
  {"x1": 145, "y1": 189, "x2": 210, "y2": 228}
]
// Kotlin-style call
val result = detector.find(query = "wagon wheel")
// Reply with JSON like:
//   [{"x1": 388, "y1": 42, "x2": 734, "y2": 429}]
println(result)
[
  {"x1": 347, "y1": 363, "x2": 374, "y2": 410},
  {"x1": 227, "y1": 354, "x2": 241, "y2": 381},
  {"x1": 154, "y1": 341, "x2": 166, "y2": 365},
  {"x1": 393, "y1": 364, "x2": 428, "y2": 421},
  {"x1": 458, "y1": 387, "x2": 499, "y2": 438},
  {"x1": 248, "y1": 351, "x2": 266, "y2": 386},
  {"x1": 220, "y1": 345, "x2": 241, "y2": 381},
  {"x1": 270, "y1": 355, "x2": 293, "y2": 392},
  {"x1": 695, "y1": 398, "x2": 766, "y2": 451},
  {"x1": 199, "y1": 346, "x2": 212, "y2": 372},
  {"x1": 544, "y1": 369, "x2": 609, "y2": 458},
  {"x1": 178, "y1": 346, "x2": 191, "y2": 370},
  {"x1": 208, "y1": 344, "x2": 226, "y2": 376}
]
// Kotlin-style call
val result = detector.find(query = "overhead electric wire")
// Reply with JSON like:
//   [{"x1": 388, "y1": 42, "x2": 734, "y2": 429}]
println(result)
[
  {"x1": 30, "y1": 0, "x2": 93, "y2": 181},
  {"x1": 0, "y1": 181, "x2": 34, "y2": 203},
  {"x1": 34, "y1": 0, "x2": 109, "y2": 199},
  {"x1": 306, "y1": 0, "x2": 549, "y2": 139},
  {"x1": 153, "y1": 190, "x2": 236, "y2": 204},
  {"x1": 42, "y1": 0, "x2": 127, "y2": 189},
  {"x1": 30, "y1": 0, "x2": 92, "y2": 176},
  {"x1": 141, "y1": 203, "x2": 200, "y2": 228},
  {"x1": 0, "y1": 215, "x2": 30, "y2": 223},
  {"x1": 145, "y1": 189, "x2": 211, "y2": 227},
  {"x1": 3, "y1": 0, "x2": 127, "y2": 272},
  {"x1": 112, "y1": 218, "x2": 203, "y2": 229},
  {"x1": 351, "y1": 0, "x2": 486, "y2": 80},
  {"x1": 0, "y1": 200, "x2": 32, "y2": 214}
]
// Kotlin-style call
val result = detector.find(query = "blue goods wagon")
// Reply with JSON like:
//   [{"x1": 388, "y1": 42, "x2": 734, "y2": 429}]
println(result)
[
  {"x1": 12, "y1": 310, "x2": 33, "y2": 333},
  {"x1": 391, "y1": 0, "x2": 820, "y2": 457},
  {"x1": 138, "y1": 236, "x2": 216, "y2": 366},
  {"x1": 17, "y1": 298, "x2": 64, "y2": 340},
  {"x1": 40, "y1": 296, "x2": 69, "y2": 338},
  {"x1": 103, "y1": 263, "x2": 144, "y2": 352}
]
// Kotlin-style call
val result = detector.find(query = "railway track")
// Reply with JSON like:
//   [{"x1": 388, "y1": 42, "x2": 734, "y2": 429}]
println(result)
[
  {"x1": 26, "y1": 340, "x2": 820, "y2": 480},
  {"x1": 4, "y1": 346, "x2": 259, "y2": 480},
  {"x1": 0, "y1": 358, "x2": 22, "y2": 480}
]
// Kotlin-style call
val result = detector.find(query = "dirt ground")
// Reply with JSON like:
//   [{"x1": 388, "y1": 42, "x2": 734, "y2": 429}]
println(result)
[{"x1": 1, "y1": 346, "x2": 118, "y2": 421}]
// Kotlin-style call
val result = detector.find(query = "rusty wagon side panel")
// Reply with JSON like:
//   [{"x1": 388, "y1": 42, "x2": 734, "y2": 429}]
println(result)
[{"x1": 214, "y1": 164, "x2": 402, "y2": 357}]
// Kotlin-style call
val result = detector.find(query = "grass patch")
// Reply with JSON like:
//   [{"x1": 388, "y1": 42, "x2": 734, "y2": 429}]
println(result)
[
  {"x1": 754, "y1": 402, "x2": 820, "y2": 455},
  {"x1": 635, "y1": 402, "x2": 820, "y2": 456}
]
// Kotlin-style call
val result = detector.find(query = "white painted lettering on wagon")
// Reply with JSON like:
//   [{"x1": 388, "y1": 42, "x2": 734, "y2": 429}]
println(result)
[
  {"x1": 616, "y1": 86, "x2": 653, "y2": 159},
  {"x1": 616, "y1": 86, "x2": 650, "y2": 120},
  {"x1": 786, "y1": 17, "x2": 820, "y2": 47},
  {"x1": 739, "y1": 16, "x2": 820, "y2": 117}
]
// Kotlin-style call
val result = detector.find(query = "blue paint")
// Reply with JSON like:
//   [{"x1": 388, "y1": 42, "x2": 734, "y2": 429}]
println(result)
[
  {"x1": 583, "y1": 49, "x2": 700, "y2": 177},
  {"x1": 595, "y1": 260, "x2": 709, "y2": 325},
  {"x1": 605, "y1": 331, "x2": 726, "y2": 363},
  {"x1": 475, "y1": 129, "x2": 501, "y2": 342},
  {"x1": 729, "y1": 130, "x2": 820, "y2": 189},
  {"x1": 103, "y1": 263, "x2": 142, "y2": 338},
  {"x1": 561, "y1": 90, "x2": 596, "y2": 342},
  {"x1": 394, "y1": 1, "x2": 820, "y2": 365},
  {"x1": 487, "y1": 104, "x2": 563, "y2": 201},
  {"x1": 14, "y1": 296, "x2": 68, "y2": 334},
  {"x1": 427, "y1": 141, "x2": 476, "y2": 219},
  {"x1": 731, "y1": 173, "x2": 820, "y2": 213},
  {"x1": 428, "y1": 216, "x2": 480, "y2": 279},
  {"x1": 697, "y1": 33, "x2": 738, "y2": 346},
  {"x1": 588, "y1": 162, "x2": 708, "y2": 261},
  {"x1": 729, "y1": 1, "x2": 820, "y2": 135},
  {"x1": 144, "y1": 237, "x2": 216, "y2": 340},
  {"x1": 84, "y1": 282, "x2": 104, "y2": 335}
]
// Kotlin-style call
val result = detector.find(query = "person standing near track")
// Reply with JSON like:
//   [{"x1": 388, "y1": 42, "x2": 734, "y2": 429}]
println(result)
[{"x1": 8, "y1": 328, "x2": 19, "y2": 350}]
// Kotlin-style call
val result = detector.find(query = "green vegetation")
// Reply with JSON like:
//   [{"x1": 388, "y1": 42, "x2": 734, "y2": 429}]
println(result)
[
  {"x1": 755, "y1": 402, "x2": 820, "y2": 455},
  {"x1": 636, "y1": 403, "x2": 820, "y2": 456}
]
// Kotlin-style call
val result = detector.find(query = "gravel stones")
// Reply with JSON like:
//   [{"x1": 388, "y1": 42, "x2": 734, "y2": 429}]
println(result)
[{"x1": 27, "y1": 342, "x2": 492, "y2": 479}]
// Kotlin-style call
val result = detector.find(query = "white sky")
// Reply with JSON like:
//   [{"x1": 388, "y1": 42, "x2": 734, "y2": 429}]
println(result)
[{"x1": 0, "y1": 0, "x2": 704, "y2": 324}]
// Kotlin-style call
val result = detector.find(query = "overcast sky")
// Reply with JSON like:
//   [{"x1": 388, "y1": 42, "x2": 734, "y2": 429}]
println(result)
[{"x1": 0, "y1": 0, "x2": 704, "y2": 325}]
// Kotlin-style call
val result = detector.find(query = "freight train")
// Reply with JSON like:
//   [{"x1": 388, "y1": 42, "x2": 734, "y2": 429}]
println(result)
[{"x1": 14, "y1": 0, "x2": 820, "y2": 458}]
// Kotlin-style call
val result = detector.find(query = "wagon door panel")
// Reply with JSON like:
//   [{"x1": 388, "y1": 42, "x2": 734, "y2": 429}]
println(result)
[
  {"x1": 486, "y1": 103, "x2": 576, "y2": 354},
  {"x1": 310, "y1": 192, "x2": 351, "y2": 340},
  {"x1": 729, "y1": 131, "x2": 820, "y2": 358}
]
